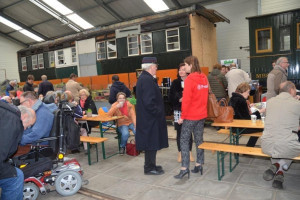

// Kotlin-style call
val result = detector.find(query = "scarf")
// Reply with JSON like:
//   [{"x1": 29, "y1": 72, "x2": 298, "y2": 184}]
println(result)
[
  {"x1": 80, "y1": 99, "x2": 85, "y2": 109},
  {"x1": 119, "y1": 101, "x2": 129, "y2": 117}
]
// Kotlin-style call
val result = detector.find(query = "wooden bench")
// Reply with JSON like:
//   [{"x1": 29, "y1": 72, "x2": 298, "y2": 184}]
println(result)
[
  {"x1": 80, "y1": 136, "x2": 108, "y2": 165},
  {"x1": 217, "y1": 128, "x2": 263, "y2": 137},
  {"x1": 198, "y1": 142, "x2": 300, "y2": 180}
]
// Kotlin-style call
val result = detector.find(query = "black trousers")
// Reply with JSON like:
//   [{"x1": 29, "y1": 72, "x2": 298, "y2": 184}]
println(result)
[
  {"x1": 175, "y1": 123, "x2": 193, "y2": 152},
  {"x1": 232, "y1": 128, "x2": 263, "y2": 147},
  {"x1": 144, "y1": 150, "x2": 157, "y2": 172}
]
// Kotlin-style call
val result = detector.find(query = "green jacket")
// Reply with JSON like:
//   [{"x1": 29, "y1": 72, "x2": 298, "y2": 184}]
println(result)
[{"x1": 208, "y1": 69, "x2": 228, "y2": 98}]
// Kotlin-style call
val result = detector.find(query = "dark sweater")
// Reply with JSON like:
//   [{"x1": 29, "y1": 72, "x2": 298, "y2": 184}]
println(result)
[
  {"x1": 169, "y1": 78, "x2": 183, "y2": 111},
  {"x1": 229, "y1": 92, "x2": 260, "y2": 120},
  {"x1": 207, "y1": 69, "x2": 227, "y2": 98},
  {"x1": 38, "y1": 81, "x2": 54, "y2": 96},
  {"x1": 109, "y1": 81, "x2": 131, "y2": 104},
  {"x1": 23, "y1": 81, "x2": 34, "y2": 92}
]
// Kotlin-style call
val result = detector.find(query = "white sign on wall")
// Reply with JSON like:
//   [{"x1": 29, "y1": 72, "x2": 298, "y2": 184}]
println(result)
[{"x1": 220, "y1": 58, "x2": 241, "y2": 68}]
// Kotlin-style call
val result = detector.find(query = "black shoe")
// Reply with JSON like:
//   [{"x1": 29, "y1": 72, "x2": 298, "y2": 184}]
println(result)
[
  {"x1": 144, "y1": 169, "x2": 165, "y2": 175},
  {"x1": 191, "y1": 165, "x2": 203, "y2": 175},
  {"x1": 272, "y1": 172, "x2": 284, "y2": 189},
  {"x1": 119, "y1": 147, "x2": 125, "y2": 155},
  {"x1": 71, "y1": 149, "x2": 80, "y2": 154},
  {"x1": 155, "y1": 165, "x2": 163, "y2": 172},
  {"x1": 174, "y1": 168, "x2": 190, "y2": 179},
  {"x1": 263, "y1": 164, "x2": 278, "y2": 181}
]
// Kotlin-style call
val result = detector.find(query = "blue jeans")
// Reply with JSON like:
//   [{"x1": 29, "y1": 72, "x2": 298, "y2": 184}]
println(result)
[
  {"x1": 118, "y1": 123, "x2": 136, "y2": 148},
  {"x1": 0, "y1": 167, "x2": 24, "y2": 200}
]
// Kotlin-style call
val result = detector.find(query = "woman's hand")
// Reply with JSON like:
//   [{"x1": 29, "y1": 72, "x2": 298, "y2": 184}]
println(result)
[
  {"x1": 179, "y1": 97, "x2": 182, "y2": 102},
  {"x1": 178, "y1": 118, "x2": 183, "y2": 125},
  {"x1": 259, "y1": 108, "x2": 266, "y2": 113}
]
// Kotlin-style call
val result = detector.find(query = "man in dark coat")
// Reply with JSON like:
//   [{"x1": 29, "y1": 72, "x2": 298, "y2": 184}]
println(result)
[
  {"x1": 136, "y1": 57, "x2": 169, "y2": 175},
  {"x1": 38, "y1": 75, "x2": 54, "y2": 98},
  {"x1": 0, "y1": 101, "x2": 24, "y2": 199},
  {"x1": 23, "y1": 74, "x2": 35, "y2": 92},
  {"x1": 109, "y1": 75, "x2": 131, "y2": 104}
]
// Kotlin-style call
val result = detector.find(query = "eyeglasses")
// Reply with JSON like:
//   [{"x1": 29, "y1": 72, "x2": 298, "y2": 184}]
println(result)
[
  {"x1": 282, "y1": 62, "x2": 289, "y2": 64},
  {"x1": 20, "y1": 99, "x2": 28, "y2": 105}
]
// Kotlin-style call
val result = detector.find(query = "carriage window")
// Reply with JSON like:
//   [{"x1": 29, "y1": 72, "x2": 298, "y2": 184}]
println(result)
[
  {"x1": 166, "y1": 28, "x2": 180, "y2": 51},
  {"x1": 71, "y1": 47, "x2": 77, "y2": 63},
  {"x1": 32, "y1": 55, "x2": 38, "y2": 70},
  {"x1": 107, "y1": 39, "x2": 117, "y2": 59},
  {"x1": 297, "y1": 23, "x2": 300, "y2": 49},
  {"x1": 255, "y1": 27, "x2": 273, "y2": 53},
  {"x1": 279, "y1": 26, "x2": 290, "y2": 51},
  {"x1": 128, "y1": 35, "x2": 139, "y2": 56},
  {"x1": 38, "y1": 54, "x2": 44, "y2": 69},
  {"x1": 140, "y1": 33, "x2": 153, "y2": 54},
  {"x1": 21, "y1": 57, "x2": 27, "y2": 71},
  {"x1": 96, "y1": 41, "x2": 106, "y2": 60},
  {"x1": 48, "y1": 51, "x2": 55, "y2": 67}
]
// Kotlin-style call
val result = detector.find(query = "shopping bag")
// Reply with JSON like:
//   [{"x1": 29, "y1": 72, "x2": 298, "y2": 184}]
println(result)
[{"x1": 126, "y1": 140, "x2": 139, "y2": 156}]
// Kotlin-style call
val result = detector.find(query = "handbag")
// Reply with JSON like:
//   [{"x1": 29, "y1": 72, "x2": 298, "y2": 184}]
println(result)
[
  {"x1": 126, "y1": 139, "x2": 139, "y2": 156},
  {"x1": 207, "y1": 92, "x2": 220, "y2": 120},
  {"x1": 214, "y1": 99, "x2": 234, "y2": 123}
]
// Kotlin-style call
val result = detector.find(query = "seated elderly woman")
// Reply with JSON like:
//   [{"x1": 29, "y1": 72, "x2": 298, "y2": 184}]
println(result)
[
  {"x1": 107, "y1": 92, "x2": 136, "y2": 155},
  {"x1": 229, "y1": 82, "x2": 266, "y2": 147},
  {"x1": 79, "y1": 89, "x2": 98, "y2": 133}
]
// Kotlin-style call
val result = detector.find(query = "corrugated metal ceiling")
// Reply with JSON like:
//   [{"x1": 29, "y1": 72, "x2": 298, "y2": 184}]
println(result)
[{"x1": 0, "y1": 0, "x2": 227, "y2": 46}]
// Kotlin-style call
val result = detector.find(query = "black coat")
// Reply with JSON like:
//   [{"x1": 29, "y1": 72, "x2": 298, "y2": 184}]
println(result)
[
  {"x1": 80, "y1": 96, "x2": 98, "y2": 114},
  {"x1": 169, "y1": 78, "x2": 183, "y2": 111},
  {"x1": 0, "y1": 101, "x2": 24, "y2": 179},
  {"x1": 23, "y1": 81, "x2": 34, "y2": 92},
  {"x1": 229, "y1": 93, "x2": 260, "y2": 120},
  {"x1": 136, "y1": 71, "x2": 168, "y2": 151},
  {"x1": 109, "y1": 81, "x2": 131, "y2": 104},
  {"x1": 38, "y1": 81, "x2": 54, "y2": 97}
]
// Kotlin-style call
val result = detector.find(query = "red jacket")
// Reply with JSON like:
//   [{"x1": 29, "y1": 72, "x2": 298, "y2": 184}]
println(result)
[{"x1": 181, "y1": 72, "x2": 209, "y2": 120}]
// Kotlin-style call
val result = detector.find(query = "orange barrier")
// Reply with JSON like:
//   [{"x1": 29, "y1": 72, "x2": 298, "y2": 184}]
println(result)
[
  {"x1": 108, "y1": 73, "x2": 129, "y2": 88},
  {"x1": 91, "y1": 75, "x2": 109, "y2": 90},
  {"x1": 128, "y1": 72, "x2": 137, "y2": 90},
  {"x1": 76, "y1": 77, "x2": 91, "y2": 88},
  {"x1": 48, "y1": 79, "x2": 62, "y2": 85},
  {"x1": 156, "y1": 69, "x2": 178, "y2": 86}
]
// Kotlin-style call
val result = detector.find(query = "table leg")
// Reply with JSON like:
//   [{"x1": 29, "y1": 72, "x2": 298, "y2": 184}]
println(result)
[
  {"x1": 100, "y1": 122, "x2": 106, "y2": 159},
  {"x1": 87, "y1": 142, "x2": 91, "y2": 166}
]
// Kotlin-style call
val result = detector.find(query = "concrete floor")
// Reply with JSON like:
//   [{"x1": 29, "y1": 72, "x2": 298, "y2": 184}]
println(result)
[{"x1": 39, "y1": 125, "x2": 300, "y2": 200}]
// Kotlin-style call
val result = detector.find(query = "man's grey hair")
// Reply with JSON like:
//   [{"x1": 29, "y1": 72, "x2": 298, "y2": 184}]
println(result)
[
  {"x1": 9, "y1": 80, "x2": 16, "y2": 85},
  {"x1": 276, "y1": 57, "x2": 288, "y2": 65},
  {"x1": 230, "y1": 63, "x2": 236, "y2": 68},
  {"x1": 41, "y1": 75, "x2": 47, "y2": 81},
  {"x1": 18, "y1": 105, "x2": 35, "y2": 125},
  {"x1": 21, "y1": 91, "x2": 38, "y2": 100},
  {"x1": 141, "y1": 63, "x2": 155, "y2": 70},
  {"x1": 279, "y1": 81, "x2": 295, "y2": 94}
]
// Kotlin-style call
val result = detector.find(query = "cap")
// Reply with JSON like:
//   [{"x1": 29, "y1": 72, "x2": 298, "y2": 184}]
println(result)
[{"x1": 142, "y1": 57, "x2": 158, "y2": 64}]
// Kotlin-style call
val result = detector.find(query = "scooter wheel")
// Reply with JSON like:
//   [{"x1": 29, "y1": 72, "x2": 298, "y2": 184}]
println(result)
[
  {"x1": 23, "y1": 182, "x2": 39, "y2": 200},
  {"x1": 55, "y1": 170, "x2": 82, "y2": 196}
]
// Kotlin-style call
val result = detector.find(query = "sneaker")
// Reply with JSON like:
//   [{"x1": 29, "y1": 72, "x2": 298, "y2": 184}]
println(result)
[
  {"x1": 263, "y1": 164, "x2": 278, "y2": 181},
  {"x1": 272, "y1": 172, "x2": 284, "y2": 189},
  {"x1": 119, "y1": 147, "x2": 125, "y2": 155}
]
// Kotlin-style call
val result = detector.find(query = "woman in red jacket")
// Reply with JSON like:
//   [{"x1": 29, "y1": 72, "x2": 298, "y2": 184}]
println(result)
[{"x1": 174, "y1": 56, "x2": 209, "y2": 179}]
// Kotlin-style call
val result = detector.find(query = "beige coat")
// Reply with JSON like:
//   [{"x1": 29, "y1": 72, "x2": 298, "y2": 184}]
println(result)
[
  {"x1": 225, "y1": 68, "x2": 251, "y2": 98},
  {"x1": 266, "y1": 65, "x2": 287, "y2": 101},
  {"x1": 66, "y1": 79, "x2": 82, "y2": 101},
  {"x1": 261, "y1": 92, "x2": 300, "y2": 158}
]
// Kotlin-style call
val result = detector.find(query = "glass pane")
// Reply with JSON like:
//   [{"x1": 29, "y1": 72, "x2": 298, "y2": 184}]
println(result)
[
  {"x1": 129, "y1": 49, "x2": 138, "y2": 55},
  {"x1": 142, "y1": 47, "x2": 152, "y2": 53},
  {"x1": 167, "y1": 29, "x2": 178, "y2": 37},
  {"x1": 168, "y1": 43, "x2": 179, "y2": 50},
  {"x1": 141, "y1": 34, "x2": 151, "y2": 41},
  {"x1": 108, "y1": 52, "x2": 116, "y2": 58},
  {"x1": 128, "y1": 36, "x2": 137, "y2": 43},
  {"x1": 58, "y1": 51, "x2": 63, "y2": 55},
  {"x1": 280, "y1": 27, "x2": 290, "y2": 51},
  {"x1": 142, "y1": 41, "x2": 152, "y2": 46},
  {"x1": 298, "y1": 24, "x2": 300, "y2": 48},
  {"x1": 257, "y1": 29, "x2": 271, "y2": 50},
  {"x1": 72, "y1": 48, "x2": 76, "y2": 52},
  {"x1": 167, "y1": 36, "x2": 178, "y2": 43},
  {"x1": 100, "y1": 42, "x2": 105, "y2": 48},
  {"x1": 129, "y1": 43, "x2": 138, "y2": 49}
]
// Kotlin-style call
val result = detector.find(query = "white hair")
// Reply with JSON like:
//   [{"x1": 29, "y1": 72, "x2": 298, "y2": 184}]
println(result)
[
  {"x1": 2, "y1": 96, "x2": 11, "y2": 101},
  {"x1": 18, "y1": 105, "x2": 35, "y2": 125},
  {"x1": 141, "y1": 63, "x2": 156, "y2": 70},
  {"x1": 276, "y1": 57, "x2": 288, "y2": 65}
]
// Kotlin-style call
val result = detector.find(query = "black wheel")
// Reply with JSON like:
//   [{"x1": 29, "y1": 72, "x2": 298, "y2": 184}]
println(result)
[
  {"x1": 55, "y1": 170, "x2": 82, "y2": 196},
  {"x1": 23, "y1": 182, "x2": 39, "y2": 200}
]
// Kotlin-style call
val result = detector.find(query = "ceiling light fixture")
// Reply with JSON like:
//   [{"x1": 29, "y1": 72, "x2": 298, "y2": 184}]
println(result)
[
  {"x1": 0, "y1": 16, "x2": 44, "y2": 42},
  {"x1": 144, "y1": 0, "x2": 169, "y2": 13}
]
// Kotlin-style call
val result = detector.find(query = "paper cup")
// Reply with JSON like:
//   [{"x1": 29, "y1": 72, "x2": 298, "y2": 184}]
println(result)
[
  {"x1": 261, "y1": 116, "x2": 265, "y2": 124},
  {"x1": 251, "y1": 115, "x2": 257, "y2": 123}
]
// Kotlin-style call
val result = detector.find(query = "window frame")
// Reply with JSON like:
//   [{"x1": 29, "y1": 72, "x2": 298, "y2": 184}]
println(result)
[
  {"x1": 31, "y1": 55, "x2": 38, "y2": 70},
  {"x1": 21, "y1": 57, "x2": 27, "y2": 71},
  {"x1": 107, "y1": 39, "x2": 117, "y2": 59},
  {"x1": 71, "y1": 47, "x2": 77, "y2": 63},
  {"x1": 166, "y1": 28, "x2": 180, "y2": 52},
  {"x1": 255, "y1": 27, "x2": 273, "y2": 53},
  {"x1": 57, "y1": 50, "x2": 65, "y2": 65},
  {"x1": 140, "y1": 32, "x2": 153, "y2": 55},
  {"x1": 127, "y1": 35, "x2": 140, "y2": 56},
  {"x1": 279, "y1": 26, "x2": 290, "y2": 51},
  {"x1": 38, "y1": 53, "x2": 44, "y2": 69},
  {"x1": 96, "y1": 41, "x2": 106, "y2": 60},
  {"x1": 48, "y1": 51, "x2": 55, "y2": 67},
  {"x1": 297, "y1": 23, "x2": 300, "y2": 49}
]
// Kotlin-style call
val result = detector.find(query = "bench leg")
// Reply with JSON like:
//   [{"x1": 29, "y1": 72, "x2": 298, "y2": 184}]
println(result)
[
  {"x1": 217, "y1": 151, "x2": 226, "y2": 181},
  {"x1": 95, "y1": 143, "x2": 98, "y2": 163},
  {"x1": 100, "y1": 123, "x2": 106, "y2": 159}
]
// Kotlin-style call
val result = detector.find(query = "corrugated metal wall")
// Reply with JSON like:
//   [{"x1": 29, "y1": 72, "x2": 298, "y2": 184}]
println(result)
[
  {"x1": 0, "y1": 35, "x2": 25, "y2": 82},
  {"x1": 261, "y1": 0, "x2": 300, "y2": 14},
  {"x1": 205, "y1": 0, "x2": 258, "y2": 73}
]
